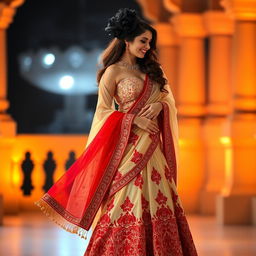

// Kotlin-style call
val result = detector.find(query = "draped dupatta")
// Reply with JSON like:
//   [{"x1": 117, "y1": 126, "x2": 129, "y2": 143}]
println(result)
[{"x1": 35, "y1": 71, "x2": 179, "y2": 240}]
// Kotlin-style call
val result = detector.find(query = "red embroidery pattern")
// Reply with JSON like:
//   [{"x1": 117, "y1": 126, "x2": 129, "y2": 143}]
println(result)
[
  {"x1": 141, "y1": 195, "x2": 154, "y2": 253},
  {"x1": 151, "y1": 167, "x2": 161, "y2": 185},
  {"x1": 171, "y1": 187, "x2": 198, "y2": 255},
  {"x1": 109, "y1": 132, "x2": 160, "y2": 197},
  {"x1": 97, "y1": 212, "x2": 111, "y2": 226},
  {"x1": 152, "y1": 208, "x2": 183, "y2": 255},
  {"x1": 120, "y1": 196, "x2": 134, "y2": 212},
  {"x1": 128, "y1": 131, "x2": 139, "y2": 145},
  {"x1": 85, "y1": 196, "x2": 147, "y2": 256},
  {"x1": 113, "y1": 170, "x2": 122, "y2": 182},
  {"x1": 161, "y1": 102, "x2": 177, "y2": 185},
  {"x1": 141, "y1": 195, "x2": 149, "y2": 210},
  {"x1": 84, "y1": 79, "x2": 198, "y2": 255},
  {"x1": 164, "y1": 165, "x2": 173, "y2": 182},
  {"x1": 155, "y1": 189, "x2": 167, "y2": 205},
  {"x1": 134, "y1": 173, "x2": 143, "y2": 189},
  {"x1": 131, "y1": 149, "x2": 143, "y2": 164},
  {"x1": 106, "y1": 197, "x2": 115, "y2": 212},
  {"x1": 85, "y1": 190, "x2": 198, "y2": 256}
]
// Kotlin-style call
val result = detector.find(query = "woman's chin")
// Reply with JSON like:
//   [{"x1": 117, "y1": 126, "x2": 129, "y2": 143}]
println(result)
[{"x1": 137, "y1": 53, "x2": 145, "y2": 58}]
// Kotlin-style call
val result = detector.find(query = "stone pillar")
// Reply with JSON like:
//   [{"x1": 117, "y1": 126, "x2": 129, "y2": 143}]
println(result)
[
  {"x1": 0, "y1": 1, "x2": 25, "y2": 214},
  {"x1": 216, "y1": 0, "x2": 256, "y2": 225},
  {"x1": 154, "y1": 22, "x2": 179, "y2": 99},
  {"x1": 172, "y1": 13, "x2": 206, "y2": 213},
  {"x1": 200, "y1": 11, "x2": 234, "y2": 215}
]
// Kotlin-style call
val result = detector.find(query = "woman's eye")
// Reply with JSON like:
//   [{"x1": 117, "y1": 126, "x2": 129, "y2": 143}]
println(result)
[{"x1": 141, "y1": 40, "x2": 146, "y2": 43}]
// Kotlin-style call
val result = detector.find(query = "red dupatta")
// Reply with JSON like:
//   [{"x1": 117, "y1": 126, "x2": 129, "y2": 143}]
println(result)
[
  {"x1": 35, "y1": 74, "x2": 149, "y2": 237},
  {"x1": 35, "y1": 73, "x2": 178, "y2": 239}
]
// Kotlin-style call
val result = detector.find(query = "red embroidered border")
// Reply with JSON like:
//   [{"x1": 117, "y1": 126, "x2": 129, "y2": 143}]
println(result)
[
  {"x1": 161, "y1": 102, "x2": 177, "y2": 185},
  {"x1": 81, "y1": 113, "x2": 135, "y2": 228},
  {"x1": 108, "y1": 132, "x2": 160, "y2": 196},
  {"x1": 107, "y1": 76, "x2": 158, "y2": 196},
  {"x1": 41, "y1": 193, "x2": 85, "y2": 226},
  {"x1": 128, "y1": 74, "x2": 152, "y2": 115}
]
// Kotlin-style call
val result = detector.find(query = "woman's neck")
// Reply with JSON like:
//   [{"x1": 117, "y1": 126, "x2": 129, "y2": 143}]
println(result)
[{"x1": 120, "y1": 53, "x2": 137, "y2": 65}]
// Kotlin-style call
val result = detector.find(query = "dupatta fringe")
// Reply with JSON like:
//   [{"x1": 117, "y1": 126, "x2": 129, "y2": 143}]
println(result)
[{"x1": 34, "y1": 199, "x2": 88, "y2": 239}]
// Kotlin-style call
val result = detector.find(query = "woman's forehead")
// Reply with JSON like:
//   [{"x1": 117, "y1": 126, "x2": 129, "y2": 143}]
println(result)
[{"x1": 139, "y1": 31, "x2": 152, "y2": 40}]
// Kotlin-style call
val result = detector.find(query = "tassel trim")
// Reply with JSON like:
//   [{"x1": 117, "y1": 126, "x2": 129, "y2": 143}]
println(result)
[{"x1": 34, "y1": 199, "x2": 88, "y2": 240}]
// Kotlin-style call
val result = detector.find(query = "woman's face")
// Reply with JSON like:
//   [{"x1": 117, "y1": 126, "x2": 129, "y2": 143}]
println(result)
[{"x1": 126, "y1": 30, "x2": 152, "y2": 58}]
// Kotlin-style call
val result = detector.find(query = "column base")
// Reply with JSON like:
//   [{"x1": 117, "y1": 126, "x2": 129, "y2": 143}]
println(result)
[
  {"x1": 2, "y1": 194, "x2": 19, "y2": 214},
  {"x1": 179, "y1": 189, "x2": 200, "y2": 214},
  {"x1": 199, "y1": 190, "x2": 218, "y2": 215},
  {"x1": 0, "y1": 113, "x2": 16, "y2": 137},
  {"x1": 216, "y1": 194, "x2": 254, "y2": 225}
]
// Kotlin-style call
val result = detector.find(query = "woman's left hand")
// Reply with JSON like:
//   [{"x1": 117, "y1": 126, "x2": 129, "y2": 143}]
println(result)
[{"x1": 137, "y1": 102, "x2": 163, "y2": 120}]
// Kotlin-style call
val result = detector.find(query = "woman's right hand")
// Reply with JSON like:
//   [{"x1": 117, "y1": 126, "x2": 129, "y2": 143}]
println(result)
[{"x1": 133, "y1": 116, "x2": 159, "y2": 134}]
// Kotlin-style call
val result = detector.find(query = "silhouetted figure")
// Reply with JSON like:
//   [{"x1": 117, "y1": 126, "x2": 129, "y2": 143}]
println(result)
[
  {"x1": 42, "y1": 151, "x2": 56, "y2": 192},
  {"x1": 65, "y1": 151, "x2": 76, "y2": 171},
  {"x1": 20, "y1": 151, "x2": 34, "y2": 196}
]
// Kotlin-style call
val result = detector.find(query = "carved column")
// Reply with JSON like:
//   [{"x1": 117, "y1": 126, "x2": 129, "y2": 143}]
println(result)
[
  {"x1": 172, "y1": 13, "x2": 207, "y2": 213},
  {"x1": 0, "y1": 0, "x2": 25, "y2": 214},
  {"x1": 216, "y1": 0, "x2": 256, "y2": 224},
  {"x1": 200, "y1": 10, "x2": 234, "y2": 215},
  {"x1": 0, "y1": 3, "x2": 16, "y2": 134}
]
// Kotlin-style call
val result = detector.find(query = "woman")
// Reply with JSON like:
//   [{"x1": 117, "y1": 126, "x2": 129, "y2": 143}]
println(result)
[{"x1": 35, "y1": 8, "x2": 198, "y2": 256}]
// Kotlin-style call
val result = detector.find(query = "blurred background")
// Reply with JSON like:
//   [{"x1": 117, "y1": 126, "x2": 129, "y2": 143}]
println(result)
[
  {"x1": 0, "y1": 0, "x2": 256, "y2": 255},
  {"x1": 7, "y1": 0, "x2": 142, "y2": 134}
]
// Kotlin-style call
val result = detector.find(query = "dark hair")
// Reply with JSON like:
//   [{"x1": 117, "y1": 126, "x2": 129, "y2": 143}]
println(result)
[{"x1": 97, "y1": 8, "x2": 168, "y2": 93}]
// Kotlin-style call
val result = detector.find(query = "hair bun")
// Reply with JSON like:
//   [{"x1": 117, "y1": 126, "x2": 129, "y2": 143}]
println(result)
[{"x1": 105, "y1": 8, "x2": 140, "y2": 40}]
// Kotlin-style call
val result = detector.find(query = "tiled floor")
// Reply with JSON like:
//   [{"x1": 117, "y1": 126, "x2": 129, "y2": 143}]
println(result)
[{"x1": 0, "y1": 213, "x2": 255, "y2": 256}]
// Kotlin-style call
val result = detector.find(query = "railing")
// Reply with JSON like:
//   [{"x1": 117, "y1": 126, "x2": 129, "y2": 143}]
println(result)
[
  {"x1": 0, "y1": 133, "x2": 234, "y2": 214},
  {"x1": 2, "y1": 134, "x2": 88, "y2": 212}
]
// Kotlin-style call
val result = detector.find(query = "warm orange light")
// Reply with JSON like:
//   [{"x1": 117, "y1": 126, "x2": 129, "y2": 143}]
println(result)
[
  {"x1": 178, "y1": 138, "x2": 186, "y2": 146},
  {"x1": 10, "y1": 157, "x2": 22, "y2": 187},
  {"x1": 219, "y1": 136, "x2": 231, "y2": 145},
  {"x1": 12, "y1": 171, "x2": 21, "y2": 186},
  {"x1": 220, "y1": 136, "x2": 233, "y2": 196}
]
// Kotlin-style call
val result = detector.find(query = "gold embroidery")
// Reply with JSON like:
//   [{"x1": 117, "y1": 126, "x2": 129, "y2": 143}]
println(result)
[{"x1": 115, "y1": 77, "x2": 145, "y2": 112}]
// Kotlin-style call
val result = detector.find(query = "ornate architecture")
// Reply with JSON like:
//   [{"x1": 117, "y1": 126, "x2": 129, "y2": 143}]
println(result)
[
  {"x1": 0, "y1": 0, "x2": 255, "y2": 226},
  {"x1": 0, "y1": 0, "x2": 25, "y2": 220},
  {"x1": 137, "y1": 0, "x2": 256, "y2": 225}
]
